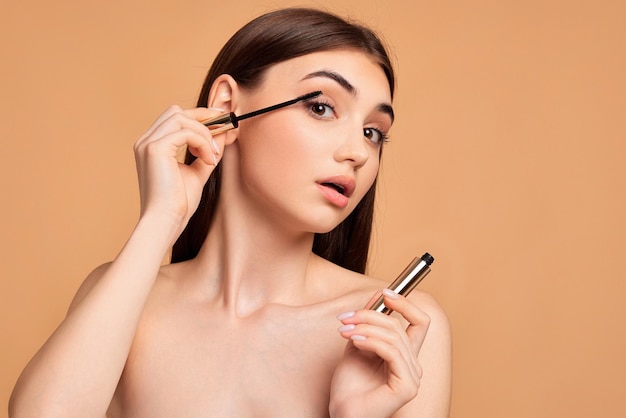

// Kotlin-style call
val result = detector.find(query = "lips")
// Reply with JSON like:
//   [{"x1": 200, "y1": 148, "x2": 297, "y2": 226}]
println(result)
[
  {"x1": 317, "y1": 176, "x2": 355, "y2": 197},
  {"x1": 322, "y1": 182, "x2": 347, "y2": 195},
  {"x1": 316, "y1": 175, "x2": 356, "y2": 208}
]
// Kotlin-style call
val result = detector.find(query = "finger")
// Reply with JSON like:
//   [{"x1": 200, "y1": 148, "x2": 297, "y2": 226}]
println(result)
[
  {"x1": 137, "y1": 107, "x2": 222, "y2": 154},
  {"x1": 338, "y1": 309, "x2": 407, "y2": 338},
  {"x1": 185, "y1": 107, "x2": 227, "y2": 153},
  {"x1": 142, "y1": 112, "x2": 212, "y2": 146},
  {"x1": 187, "y1": 150, "x2": 220, "y2": 185},
  {"x1": 338, "y1": 321, "x2": 415, "y2": 372},
  {"x1": 338, "y1": 307, "x2": 406, "y2": 332},
  {"x1": 349, "y1": 336, "x2": 421, "y2": 399},
  {"x1": 337, "y1": 310, "x2": 417, "y2": 371},
  {"x1": 137, "y1": 105, "x2": 185, "y2": 143},
  {"x1": 379, "y1": 292, "x2": 431, "y2": 354},
  {"x1": 140, "y1": 128, "x2": 218, "y2": 168}
]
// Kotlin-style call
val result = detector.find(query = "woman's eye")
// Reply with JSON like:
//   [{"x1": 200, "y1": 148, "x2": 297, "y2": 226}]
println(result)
[
  {"x1": 309, "y1": 102, "x2": 334, "y2": 118},
  {"x1": 363, "y1": 127, "x2": 388, "y2": 145}
]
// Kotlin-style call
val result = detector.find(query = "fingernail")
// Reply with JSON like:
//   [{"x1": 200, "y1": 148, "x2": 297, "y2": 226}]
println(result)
[
  {"x1": 337, "y1": 324, "x2": 356, "y2": 333},
  {"x1": 207, "y1": 107, "x2": 225, "y2": 112},
  {"x1": 211, "y1": 153, "x2": 218, "y2": 165},
  {"x1": 383, "y1": 288, "x2": 399, "y2": 299},
  {"x1": 211, "y1": 139, "x2": 220, "y2": 154},
  {"x1": 351, "y1": 335, "x2": 367, "y2": 341},
  {"x1": 337, "y1": 311, "x2": 355, "y2": 321}
]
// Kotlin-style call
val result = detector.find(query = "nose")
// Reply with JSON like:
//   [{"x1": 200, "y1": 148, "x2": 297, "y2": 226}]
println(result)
[{"x1": 333, "y1": 125, "x2": 370, "y2": 169}]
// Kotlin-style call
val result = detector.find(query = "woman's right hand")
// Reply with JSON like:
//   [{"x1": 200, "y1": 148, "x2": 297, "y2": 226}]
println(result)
[{"x1": 133, "y1": 106, "x2": 225, "y2": 236}]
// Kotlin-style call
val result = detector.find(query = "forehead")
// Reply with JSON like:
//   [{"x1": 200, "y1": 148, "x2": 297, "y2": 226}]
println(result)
[{"x1": 260, "y1": 50, "x2": 392, "y2": 100}]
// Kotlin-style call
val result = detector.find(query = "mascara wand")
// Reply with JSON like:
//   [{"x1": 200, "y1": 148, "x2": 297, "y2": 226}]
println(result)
[{"x1": 202, "y1": 90, "x2": 322, "y2": 134}]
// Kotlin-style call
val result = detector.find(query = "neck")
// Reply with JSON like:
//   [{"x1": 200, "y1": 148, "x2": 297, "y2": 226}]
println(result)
[{"x1": 191, "y1": 195, "x2": 320, "y2": 317}]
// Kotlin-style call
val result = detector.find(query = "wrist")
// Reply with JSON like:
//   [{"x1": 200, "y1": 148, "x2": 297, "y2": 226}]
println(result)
[{"x1": 136, "y1": 210, "x2": 186, "y2": 248}]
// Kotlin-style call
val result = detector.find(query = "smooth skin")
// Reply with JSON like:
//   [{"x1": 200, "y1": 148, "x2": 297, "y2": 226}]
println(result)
[{"x1": 9, "y1": 50, "x2": 451, "y2": 418}]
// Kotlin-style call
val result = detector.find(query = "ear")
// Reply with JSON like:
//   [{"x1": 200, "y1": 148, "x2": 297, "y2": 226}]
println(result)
[{"x1": 206, "y1": 74, "x2": 240, "y2": 145}]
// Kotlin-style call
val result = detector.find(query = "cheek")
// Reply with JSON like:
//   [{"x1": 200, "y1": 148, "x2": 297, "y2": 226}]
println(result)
[
  {"x1": 236, "y1": 119, "x2": 321, "y2": 183},
  {"x1": 245, "y1": 115, "x2": 322, "y2": 153}
]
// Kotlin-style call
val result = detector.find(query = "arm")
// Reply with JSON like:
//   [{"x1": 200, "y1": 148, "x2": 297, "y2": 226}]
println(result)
[{"x1": 9, "y1": 106, "x2": 224, "y2": 418}]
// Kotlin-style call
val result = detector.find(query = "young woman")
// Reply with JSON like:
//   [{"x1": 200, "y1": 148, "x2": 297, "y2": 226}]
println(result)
[{"x1": 10, "y1": 8, "x2": 451, "y2": 418}]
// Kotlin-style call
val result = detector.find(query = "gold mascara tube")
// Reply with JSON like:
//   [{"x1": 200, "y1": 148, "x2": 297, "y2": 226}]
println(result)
[{"x1": 371, "y1": 253, "x2": 434, "y2": 315}]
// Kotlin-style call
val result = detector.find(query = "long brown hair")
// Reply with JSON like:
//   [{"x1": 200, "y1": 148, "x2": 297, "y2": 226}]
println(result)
[{"x1": 171, "y1": 8, "x2": 395, "y2": 273}]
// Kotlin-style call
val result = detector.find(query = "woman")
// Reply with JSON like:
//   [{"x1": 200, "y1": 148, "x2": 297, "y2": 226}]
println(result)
[{"x1": 10, "y1": 8, "x2": 451, "y2": 417}]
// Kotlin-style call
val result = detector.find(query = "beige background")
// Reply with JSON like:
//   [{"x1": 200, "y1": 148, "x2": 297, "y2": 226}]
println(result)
[{"x1": 2, "y1": 0, "x2": 625, "y2": 417}]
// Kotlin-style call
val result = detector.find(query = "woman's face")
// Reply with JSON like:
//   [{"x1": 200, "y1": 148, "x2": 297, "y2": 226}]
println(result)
[{"x1": 227, "y1": 49, "x2": 394, "y2": 234}]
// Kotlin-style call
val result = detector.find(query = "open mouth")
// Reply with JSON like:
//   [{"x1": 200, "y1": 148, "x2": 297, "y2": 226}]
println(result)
[
  {"x1": 316, "y1": 178, "x2": 354, "y2": 208},
  {"x1": 321, "y1": 182, "x2": 346, "y2": 196}
]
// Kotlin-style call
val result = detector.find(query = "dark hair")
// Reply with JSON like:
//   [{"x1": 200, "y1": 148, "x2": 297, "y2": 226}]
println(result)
[{"x1": 171, "y1": 7, "x2": 395, "y2": 274}]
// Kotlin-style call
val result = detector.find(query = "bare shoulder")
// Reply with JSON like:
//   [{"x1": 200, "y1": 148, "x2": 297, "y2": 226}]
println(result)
[{"x1": 309, "y1": 255, "x2": 388, "y2": 303}]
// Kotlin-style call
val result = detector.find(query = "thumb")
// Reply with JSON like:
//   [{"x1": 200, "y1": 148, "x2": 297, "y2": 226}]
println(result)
[{"x1": 188, "y1": 152, "x2": 220, "y2": 186}]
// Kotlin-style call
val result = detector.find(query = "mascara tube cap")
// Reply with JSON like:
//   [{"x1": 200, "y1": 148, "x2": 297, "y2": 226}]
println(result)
[{"x1": 371, "y1": 253, "x2": 434, "y2": 315}]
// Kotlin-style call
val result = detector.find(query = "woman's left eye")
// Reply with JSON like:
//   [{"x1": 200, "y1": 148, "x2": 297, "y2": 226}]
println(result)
[
  {"x1": 363, "y1": 127, "x2": 388, "y2": 145},
  {"x1": 309, "y1": 102, "x2": 334, "y2": 118}
]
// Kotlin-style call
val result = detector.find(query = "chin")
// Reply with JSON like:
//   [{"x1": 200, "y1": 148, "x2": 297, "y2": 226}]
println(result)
[{"x1": 307, "y1": 213, "x2": 351, "y2": 235}]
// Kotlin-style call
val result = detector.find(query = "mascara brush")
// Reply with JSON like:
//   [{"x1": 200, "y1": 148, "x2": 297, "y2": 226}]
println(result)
[{"x1": 202, "y1": 90, "x2": 322, "y2": 134}]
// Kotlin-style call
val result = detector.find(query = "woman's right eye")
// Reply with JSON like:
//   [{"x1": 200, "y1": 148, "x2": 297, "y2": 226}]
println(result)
[{"x1": 309, "y1": 102, "x2": 334, "y2": 118}]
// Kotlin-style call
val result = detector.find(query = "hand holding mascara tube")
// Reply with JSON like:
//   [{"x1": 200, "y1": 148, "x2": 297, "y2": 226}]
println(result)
[{"x1": 370, "y1": 253, "x2": 434, "y2": 315}]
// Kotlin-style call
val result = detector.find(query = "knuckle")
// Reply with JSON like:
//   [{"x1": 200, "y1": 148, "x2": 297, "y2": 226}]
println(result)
[
  {"x1": 163, "y1": 108, "x2": 189, "y2": 128},
  {"x1": 390, "y1": 331, "x2": 404, "y2": 346},
  {"x1": 389, "y1": 345, "x2": 403, "y2": 359},
  {"x1": 400, "y1": 378, "x2": 420, "y2": 401},
  {"x1": 166, "y1": 104, "x2": 183, "y2": 114},
  {"x1": 388, "y1": 315, "x2": 403, "y2": 329},
  {"x1": 415, "y1": 364, "x2": 423, "y2": 379},
  {"x1": 144, "y1": 140, "x2": 161, "y2": 156},
  {"x1": 134, "y1": 138, "x2": 149, "y2": 155}
]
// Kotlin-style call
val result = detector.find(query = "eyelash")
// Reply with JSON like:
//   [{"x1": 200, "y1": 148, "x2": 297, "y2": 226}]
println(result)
[
  {"x1": 365, "y1": 127, "x2": 390, "y2": 145},
  {"x1": 305, "y1": 100, "x2": 390, "y2": 145}
]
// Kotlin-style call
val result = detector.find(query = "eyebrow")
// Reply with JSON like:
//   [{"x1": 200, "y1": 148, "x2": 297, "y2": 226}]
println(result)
[
  {"x1": 378, "y1": 104, "x2": 395, "y2": 123},
  {"x1": 301, "y1": 70, "x2": 395, "y2": 123},
  {"x1": 302, "y1": 70, "x2": 356, "y2": 96}
]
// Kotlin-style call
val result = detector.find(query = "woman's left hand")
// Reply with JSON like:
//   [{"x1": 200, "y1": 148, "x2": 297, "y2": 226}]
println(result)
[{"x1": 329, "y1": 289, "x2": 431, "y2": 418}]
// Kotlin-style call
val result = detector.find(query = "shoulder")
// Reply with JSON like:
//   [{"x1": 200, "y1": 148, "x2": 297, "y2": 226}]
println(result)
[{"x1": 309, "y1": 255, "x2": 388, "y2": 303}]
